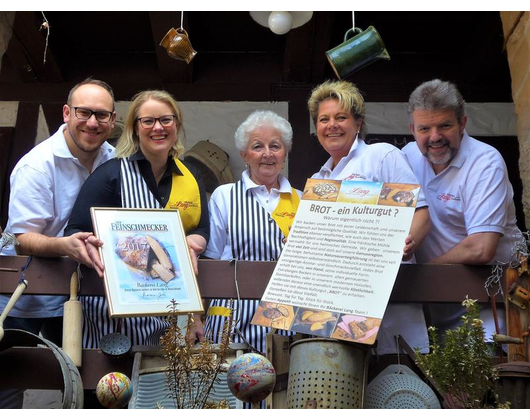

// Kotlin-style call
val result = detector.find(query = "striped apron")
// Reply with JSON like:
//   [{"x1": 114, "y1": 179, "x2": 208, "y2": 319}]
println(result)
[
  {"x1": 204, "y1": 180, "x2": 292, "y2": 355},
  {"x1": 81, "y1": 158, "x2": 169, "y2": 349}
]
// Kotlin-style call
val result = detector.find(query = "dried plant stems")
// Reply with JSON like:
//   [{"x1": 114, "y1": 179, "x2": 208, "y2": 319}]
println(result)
[{"x1": 160, "y1": 299, "x2": 233, "y2": 409}]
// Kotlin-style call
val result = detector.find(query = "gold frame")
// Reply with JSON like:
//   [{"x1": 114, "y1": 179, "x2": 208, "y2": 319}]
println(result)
[{"x1": 90, "y1": 207, "x2": 203, "y2": 317}]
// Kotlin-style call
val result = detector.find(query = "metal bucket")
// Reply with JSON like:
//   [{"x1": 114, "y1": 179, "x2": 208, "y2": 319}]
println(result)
[
  {"x1": 287, "y1": 338, "x2": 369, "y2": 409},
  {"x1": 0, "y1": 329, "x2": 84, "y2": 409}
]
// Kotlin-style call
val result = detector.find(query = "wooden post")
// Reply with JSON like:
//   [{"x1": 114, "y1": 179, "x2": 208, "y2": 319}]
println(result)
[
  {"x1": 505, "y1": 266, "x2": 529, "y2": 361},
  {"x1": 265, "y1": 330, "x2": 291, "y2": 409}
]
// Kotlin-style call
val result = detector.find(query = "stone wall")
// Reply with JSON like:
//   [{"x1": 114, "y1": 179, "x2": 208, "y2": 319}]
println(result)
[{"x1": 501, "y1": 11, "x2": 530, "y2": 227}]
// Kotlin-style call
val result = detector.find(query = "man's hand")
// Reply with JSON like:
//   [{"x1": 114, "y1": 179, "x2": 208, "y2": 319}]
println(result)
[
  {"x1": 402, "y1": 234, "x2": 416, "y2": 261},
  {"x1": 15, "y1": 231, "x2": 105, "y2": 275},
  {"x1": 61, "y1": 232, "x2": 97, "y2": 265},
  {"x1": 85, "y1": 235, "x2": 105, "y2": 277}
]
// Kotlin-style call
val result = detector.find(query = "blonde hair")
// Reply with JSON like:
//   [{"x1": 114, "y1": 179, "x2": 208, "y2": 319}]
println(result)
[
  {"x1": 307, "y1": 80, "x2": 366, "y2": 137},
  {"x1": 115, "y1": 90, "x2": 185, "y2": 158}
]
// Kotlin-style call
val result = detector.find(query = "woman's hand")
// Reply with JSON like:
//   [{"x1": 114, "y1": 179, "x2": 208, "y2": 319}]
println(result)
[
  {"x1": 186, "y1": 314, "x2": 205, "y2": 345},
  {"x1": 186, "y1": 234, "x2": 206, "y2": 275}
]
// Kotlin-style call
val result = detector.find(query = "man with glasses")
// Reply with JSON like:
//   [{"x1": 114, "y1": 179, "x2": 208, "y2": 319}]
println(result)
[
  {"x1": 0, "y1": 78, "x2": 115, "y2": 408},
  {"x1": 403, "y1": 79, "x2": 522, "y2": 343}
]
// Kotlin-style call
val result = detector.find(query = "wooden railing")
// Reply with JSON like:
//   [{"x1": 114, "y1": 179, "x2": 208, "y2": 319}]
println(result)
[{"x1": 0, "y1": 256, "x2": 509, "y2": 391}]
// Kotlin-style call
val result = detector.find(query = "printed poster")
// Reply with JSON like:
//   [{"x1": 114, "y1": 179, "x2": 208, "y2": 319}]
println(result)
[{"x1": 251, "y1": 179, "x2": 420, "y2": 345}]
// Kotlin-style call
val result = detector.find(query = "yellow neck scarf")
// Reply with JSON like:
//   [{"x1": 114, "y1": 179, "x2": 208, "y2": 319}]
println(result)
[
  {"x1": 165, "y1": 158, "x2": 201, "y2": 233},
  {"x1": 271, "y1": 188, "x2": 300, "y2": 237}
]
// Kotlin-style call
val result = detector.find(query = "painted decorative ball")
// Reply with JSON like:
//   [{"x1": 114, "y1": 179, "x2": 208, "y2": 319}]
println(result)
[
  {"x1": 96, "y1": 372, "x2": 133, "y2": 409},
  {"x1": 227, "y1": 353, "x2": 276, "y2": 403}
]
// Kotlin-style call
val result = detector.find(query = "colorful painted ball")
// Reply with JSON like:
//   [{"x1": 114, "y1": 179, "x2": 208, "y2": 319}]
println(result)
[
  {"x1": 96, "y1": 372, "x2": 133, "y2": 409},
  {"x1": 227, "y1": 353, "x2": 276, "y2": 403}
]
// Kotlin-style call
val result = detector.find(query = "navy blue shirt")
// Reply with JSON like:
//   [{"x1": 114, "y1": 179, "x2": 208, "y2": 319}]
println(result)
[{"x1": 65, "y1": 150, "x2": 210, "y2": 242}]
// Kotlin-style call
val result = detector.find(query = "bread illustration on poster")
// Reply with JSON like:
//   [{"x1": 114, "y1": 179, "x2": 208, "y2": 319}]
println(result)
[
  {"x1": 377, "y1": 183, "x2": 420, "y2": 207},
  {"x1": 115, "y1": 234, "x2": 180, "y2": 283}
]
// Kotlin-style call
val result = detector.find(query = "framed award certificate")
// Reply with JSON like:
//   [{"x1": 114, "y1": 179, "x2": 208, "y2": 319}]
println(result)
[{"x1": 90, "y1": 207, "x2": 203, "y2": 317}]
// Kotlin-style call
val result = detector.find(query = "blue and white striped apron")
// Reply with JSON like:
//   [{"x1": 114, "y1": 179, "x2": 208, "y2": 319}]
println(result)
[
  {"x1": 204, "y1": 180, "x2": 292, "y2": 355},
  {"x1": 81, "y1": 158, "x2": 169, "y2": 349}
]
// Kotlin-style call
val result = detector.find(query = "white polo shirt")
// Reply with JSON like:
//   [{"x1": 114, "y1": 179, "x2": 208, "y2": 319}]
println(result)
[
  {"x1": 204, "y1": 170, "x2": 301, "y2": 260},
  {"x1": 1, "y1": 124, "x2": 115, "y2": 317},
  {"x1": 402, "y1": 132, "x2": 521, "y2": 264},
  {"x1": 312, "y1": 137, "x2": 429, "y2": 354},
  {"x1": 313, "y1": 137, "x2": 427, "y2": 208}
]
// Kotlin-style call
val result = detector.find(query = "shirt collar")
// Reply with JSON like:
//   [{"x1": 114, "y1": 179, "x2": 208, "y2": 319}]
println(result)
[
  {"x1": 319, "y1": 135, "x2": 364, "y2": 174},
  {"x1": 52, "y1": 124, "x2": 75, "y2": 158},
  {"x1": 53, "y1": 124, "x2": 114, "y2": 161},
  {"x1": 129, "y1": 150, "x2": 183, "y2": 176},
  {"x1": 446, "y1": 130, "x2": 471, "y2": 170},
  {"x1": 241, "y1": 170, "x2": 292, "y2": 193}
]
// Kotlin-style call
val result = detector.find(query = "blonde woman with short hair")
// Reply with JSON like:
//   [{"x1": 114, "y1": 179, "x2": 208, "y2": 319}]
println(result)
[{"x1": 308, "y1": 80, "x2": 431, "y2": 355}]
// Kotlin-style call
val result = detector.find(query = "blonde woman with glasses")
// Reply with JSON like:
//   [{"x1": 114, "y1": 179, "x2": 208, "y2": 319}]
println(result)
[{"x1": 65, "y1": 90, "x2": 209, "y2": 349}]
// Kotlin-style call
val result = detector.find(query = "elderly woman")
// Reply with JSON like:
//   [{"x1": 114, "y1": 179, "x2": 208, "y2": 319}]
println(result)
[
  {"x1": 201, "y1": 110, "x2": 300, "y2": 356},
  {"x1": 308, "y1": 80, "x2": 431, "y2": 354},
  {"x1": 65, "y1": 90, "x2": 209, "y2": 348}
]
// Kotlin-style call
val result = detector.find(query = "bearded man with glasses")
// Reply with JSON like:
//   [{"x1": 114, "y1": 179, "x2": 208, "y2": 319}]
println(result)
[{"x1": 0, "y1": 78, "x2": 116, "y2": 407}]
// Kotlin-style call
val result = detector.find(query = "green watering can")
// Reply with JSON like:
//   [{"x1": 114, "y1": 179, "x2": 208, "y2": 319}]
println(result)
[{"x1": 326, "y1": 26, "x2": 391, "y2": 79}]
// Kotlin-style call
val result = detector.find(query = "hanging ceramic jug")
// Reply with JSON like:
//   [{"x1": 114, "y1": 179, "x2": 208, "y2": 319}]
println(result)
[
  {"x1": 326, "y1": 26, "x2": 390, "y2": 79},
  {"x1": 160, "y1": 27, "x2": 197, "y2": 64}
]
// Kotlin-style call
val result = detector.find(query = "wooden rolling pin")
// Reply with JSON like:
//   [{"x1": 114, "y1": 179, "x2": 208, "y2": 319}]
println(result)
[{"x1": 62, "y1": 271, "x2": 82, "y2": 367}]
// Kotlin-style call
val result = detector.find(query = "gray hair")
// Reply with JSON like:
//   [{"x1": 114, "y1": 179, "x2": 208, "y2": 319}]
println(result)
[
  {"x1": 234, "y1": 110, "x2": 293, "y2": 152},
  {"x1": 407, "y1": 79, "x2": 465, "y2": 122}
]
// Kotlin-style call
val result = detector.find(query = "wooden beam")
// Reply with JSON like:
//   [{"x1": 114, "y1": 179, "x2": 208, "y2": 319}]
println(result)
[
  {"x1": 282, "y1": 18, "x2": 315, "y2": 82},
  {"x1": 309, "y1": 11, "x2": 335, "y2": 83},
  {"x1": 1, "y1": 103, "x2": 39, "y2": 230},
  {"x1": 0, "y1": 346, "x2": 133, "y2": 390},
  {"x1": 281, "y1": 12, "x2": 334, "y2": 83},
  {"x1": 0, "y1": 256, "x2": 500, "y2": 303},
  {"x1": 0, "y1": 127, "x2": 14, "y2": 229},
  {"x1": 5, "y1": 11, "x2": 63, "y2": 83}
]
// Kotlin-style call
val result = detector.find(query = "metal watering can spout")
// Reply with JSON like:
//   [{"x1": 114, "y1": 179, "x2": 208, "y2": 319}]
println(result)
[{"x1": 326, "y1": 26, "x2": 391, "y2": 79}]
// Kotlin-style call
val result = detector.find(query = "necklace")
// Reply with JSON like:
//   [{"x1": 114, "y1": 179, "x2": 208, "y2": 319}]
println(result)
[{"x1": 154, "y1": 165, "x2": 167, "y2": 183}]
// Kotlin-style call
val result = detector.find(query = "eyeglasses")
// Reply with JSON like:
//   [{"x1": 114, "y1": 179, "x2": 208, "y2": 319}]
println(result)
[
  {"x1": 136, "y1": 115, "x2": 177, "y2": 129},
  {"x1": 71, "y1": 107, "x2": 114, "y2": 123}
]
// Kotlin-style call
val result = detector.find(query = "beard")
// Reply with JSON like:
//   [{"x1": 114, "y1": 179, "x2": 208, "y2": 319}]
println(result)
[
  {"x1": 67, "y1": 124, "x2": 105, "y2": 154},
  {"x1": 423, "y1": 139, "x2": 458, "y2": 166}
]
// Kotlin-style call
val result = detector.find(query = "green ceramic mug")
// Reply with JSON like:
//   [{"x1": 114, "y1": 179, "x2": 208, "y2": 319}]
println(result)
[{"x1": 326, "y1": 26, "x2": 390, "y2": 79}]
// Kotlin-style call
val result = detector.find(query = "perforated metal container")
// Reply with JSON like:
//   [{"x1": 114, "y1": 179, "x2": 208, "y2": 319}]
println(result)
[
  {"x1": 287, "y1": 338, "x2": 369, "y2": 409},
  {"x1": 364, "y1": 365, "x2": 440, "y2": 409}
]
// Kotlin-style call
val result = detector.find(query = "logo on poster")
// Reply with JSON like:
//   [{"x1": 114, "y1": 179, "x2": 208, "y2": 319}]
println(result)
[{"x1": 347, "y1": 187, "x2": 370, "y2": 197}]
